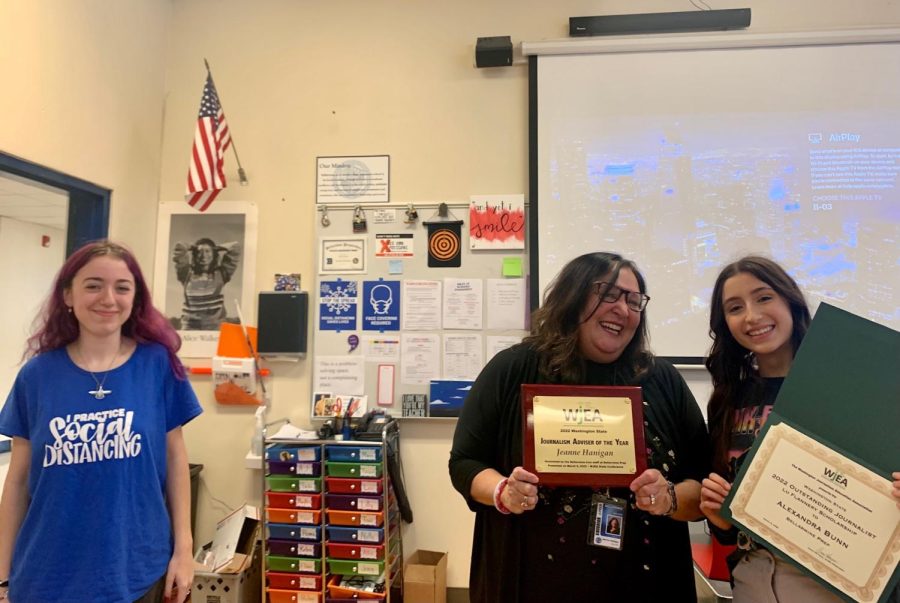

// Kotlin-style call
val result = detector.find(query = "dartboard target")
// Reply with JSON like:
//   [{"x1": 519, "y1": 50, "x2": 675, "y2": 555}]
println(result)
[{"x1": 429, "y1": 228, "x2": 460, "y2": 261}]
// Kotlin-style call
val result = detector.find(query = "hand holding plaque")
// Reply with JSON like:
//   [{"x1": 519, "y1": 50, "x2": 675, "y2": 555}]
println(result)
[{"x1": 521, "y1": 384, "x2": 646, "y2": 488}]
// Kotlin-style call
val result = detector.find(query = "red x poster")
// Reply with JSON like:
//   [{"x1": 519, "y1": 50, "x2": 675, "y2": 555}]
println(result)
[{"x1": 374, "y1": 233, "x2": 414, "y2": 257}]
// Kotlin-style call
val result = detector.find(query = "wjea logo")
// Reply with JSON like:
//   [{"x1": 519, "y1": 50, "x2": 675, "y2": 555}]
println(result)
[
  {"x1": 823, "y1": 467, "x2": 848, "y2": 487},
  {"x1": 561, "y1": 405, "x2": 604, "y2": 425}
]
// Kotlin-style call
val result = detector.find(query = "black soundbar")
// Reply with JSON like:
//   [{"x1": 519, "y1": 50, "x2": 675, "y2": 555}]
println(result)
[{"x1": 570, "y1": 8, "x2": 751, "y2": 37}]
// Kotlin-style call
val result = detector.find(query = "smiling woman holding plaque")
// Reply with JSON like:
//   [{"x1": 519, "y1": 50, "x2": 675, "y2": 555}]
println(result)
[{"x1": 449, "y1": 252, "x2": 710, "y2": 603}]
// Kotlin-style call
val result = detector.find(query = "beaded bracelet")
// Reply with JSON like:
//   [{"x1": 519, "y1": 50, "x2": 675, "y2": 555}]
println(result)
[
  {"x1": 662, "y1": 480, "x2": 678, "y2": 516},
  {"x1": 493, "y1": 478, "x2": 511, "y2": 514}
]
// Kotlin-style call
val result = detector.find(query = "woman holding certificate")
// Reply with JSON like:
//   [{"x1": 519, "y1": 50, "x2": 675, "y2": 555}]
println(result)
[
  {"x1": 699, "y1": 256, "x2": 900, "y2": 601},
  {"x1": 449, "y1": 252, "x2": 709, "y2": 602}
]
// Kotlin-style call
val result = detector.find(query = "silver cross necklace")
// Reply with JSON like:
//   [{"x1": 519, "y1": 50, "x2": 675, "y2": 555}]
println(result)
[{"x1": 74, "y1": 344, "x2": 122, "y2": 400}]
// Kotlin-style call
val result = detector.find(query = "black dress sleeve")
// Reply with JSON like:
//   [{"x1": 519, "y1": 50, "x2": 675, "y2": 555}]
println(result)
[
  {"x1": 645, "y1": 358, "x2": 711, "y2": 483},
  {"x1": 448, "y1": 345, "x2": 531, "y2": 511}
]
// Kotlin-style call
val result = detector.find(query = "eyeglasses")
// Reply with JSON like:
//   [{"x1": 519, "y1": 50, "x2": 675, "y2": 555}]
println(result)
[{"x1": 592, "y1": 281, "x2": 650, "y2": 312}]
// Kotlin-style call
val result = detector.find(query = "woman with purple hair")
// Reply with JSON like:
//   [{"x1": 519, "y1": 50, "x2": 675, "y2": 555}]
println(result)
[{"x1": 0, "y1": 240, "x2": 201, "y2": 603}]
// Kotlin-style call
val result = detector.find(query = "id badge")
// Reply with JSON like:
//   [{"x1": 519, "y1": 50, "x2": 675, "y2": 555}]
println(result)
[{"x1": 587, "y1": 493, "x2": 627, "y2": 550}]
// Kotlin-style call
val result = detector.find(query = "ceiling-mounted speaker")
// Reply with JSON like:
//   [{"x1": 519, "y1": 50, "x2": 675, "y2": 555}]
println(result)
[
  {"x1": 475, "y1": 36, "x2": 513, "y2": 68},
  {"x1": 570, "y1": 9, "x2": 751, "y2": 37}
]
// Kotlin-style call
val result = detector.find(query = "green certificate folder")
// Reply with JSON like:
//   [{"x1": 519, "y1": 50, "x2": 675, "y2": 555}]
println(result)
[
  {"x1": 722, "y1": 303, "x2": 899, "y2": 603},
  {"x1": 770, "y1": 303, "x2": 899, "y2": 468}
]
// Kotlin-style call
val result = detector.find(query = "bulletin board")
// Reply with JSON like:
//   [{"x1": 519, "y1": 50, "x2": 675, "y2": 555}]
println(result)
[{"x1": 311, "y1": 201, "x2": 530, "y2": 421}]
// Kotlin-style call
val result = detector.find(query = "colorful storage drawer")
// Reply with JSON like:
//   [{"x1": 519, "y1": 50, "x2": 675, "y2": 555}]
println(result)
[
  {"x1": 325, "y1": 494, "x2": 383, "y2": 512},
  {"x1": 268, "y1": 588, "x2": 322, "y2": 603},
  {"x1": 266, "y1": 476, "x2": 323, "y2": 493},
  {"x1": 267, "y1": 445, "x2": 322, "y2": 462},
  {"x1": 267, "y1": 571, "x2": 324, "y2": 591},
  {"x1": 268, "y1": 539, "x2": 322, "y2": 558},
  {"x1": 325, "y1": 445, "x2": 383, "y2": 463},
  {"x1": 327, "y1": 558, "x2": 385, "y2": 576},
  {"x1": 326, "y1": 575, "x2": 386, "y2": 600},
  {"x1": 326, "y1": 510, "x2": 384, "y2": 527},
  {"x1": 267, "y1": 554, "x2": 323, "y2": 573},
  {"x1": 327, "y1": 542, "x2": 385, "y2": 561},
  {"x1": 267, "y1": 460, "x2": 322, "y2": 476},
  {"x1": 266, "y1": 492, "x2": 322, "y2": 509},
  {"x1": 325, "y1": 461, "x2": 383, "y2": 479},
  {"x1": 324, "y1": 477, "x2": 383, "y2": 495},
  {"x1": 268, "y1": 522, "x2": 323, "y2": 542},
  {"x1": 326, "y1": 526, "x2": 384, "y2": 545},
  {"x1": 267, "y1": 507, "x2": 322, "y2": 525}
]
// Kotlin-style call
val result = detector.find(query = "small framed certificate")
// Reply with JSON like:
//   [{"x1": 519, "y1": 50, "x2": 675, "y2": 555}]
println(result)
[
  {"x1": 319, "y1": 237, "x2": 367, "y2": 274},
  {"x1": 521, "y1": 384, "x2": 646, "y2": 487}
]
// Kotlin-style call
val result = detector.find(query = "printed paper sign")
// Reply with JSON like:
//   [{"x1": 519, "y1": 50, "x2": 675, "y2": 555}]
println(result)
[
  {"x1": 362, "y1": 280, "x2": 401, "y2": 331},
  {"x1": 319, "y1": 279, "x2": 358, "y2": 331},
  {"x1": 375, "y1": 233, "x2": 414, "y2": 257},
  {"x1": 469, "y1": 194, "x2": 525, "y2": 250},
  {"x1": 316, "y1": 155, "x2": 389, "y2": 204}
]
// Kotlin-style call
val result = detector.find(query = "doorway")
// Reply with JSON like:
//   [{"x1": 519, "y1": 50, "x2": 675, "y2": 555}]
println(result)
[{"x1": 0, "y1": 151, "x2": 110, "y2": 453}]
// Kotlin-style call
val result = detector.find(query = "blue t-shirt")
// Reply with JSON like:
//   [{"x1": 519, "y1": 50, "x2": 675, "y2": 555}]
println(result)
[{"x1": 0, "y1": 343, "x2": 202, "y2": 603}]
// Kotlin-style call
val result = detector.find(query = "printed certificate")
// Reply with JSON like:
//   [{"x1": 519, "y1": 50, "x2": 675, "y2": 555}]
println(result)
[
  {"x1": 521, "y1": 384, "x2": 646, "y2": 487},
  {"x1": 729, "y1": 422, "x2": 900, "y2": 603},
  {"x1": 319, "y1": 237, "x2": 367, "y2": 274}
]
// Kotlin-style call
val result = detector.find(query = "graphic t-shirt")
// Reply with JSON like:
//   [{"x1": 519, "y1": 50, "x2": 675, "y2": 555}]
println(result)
[
  {"x1": 726, "y1": 377, "x2": 783, "y2": 480},
  {"x1": 0, "y1": 343, "x2": 202, "y2": 603},
  {"x1": 710, "y1": 377, "x2": 783, "y2": 547}
]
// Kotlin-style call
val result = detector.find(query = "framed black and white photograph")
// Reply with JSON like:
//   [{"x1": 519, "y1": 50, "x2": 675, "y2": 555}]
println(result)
[{"x1": 153, "y1": 201, "x2": 258, "y2": 358}]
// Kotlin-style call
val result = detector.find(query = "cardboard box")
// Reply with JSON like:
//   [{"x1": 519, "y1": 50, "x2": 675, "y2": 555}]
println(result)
[
  {"x1": 192, "y1": 504, "x2": 262, "y2": 603},
  {"x1": 196, "y1": 504, "x2": 260, "y2": 573},
  {"x1": 192, "y1": 545, "x2": 261, "y2": 603},
  {"x1": 404, "y1": 550, "x2": 447, "y2": 603}
]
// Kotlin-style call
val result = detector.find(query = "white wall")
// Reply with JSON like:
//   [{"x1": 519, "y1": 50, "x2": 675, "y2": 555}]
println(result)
[
  {"x1": 0, "y1": 0, "x2": 172, "y2": 261},
  {"x1": 0, "y1": 218, "x2": 66, "y2": 485},
  {"x1": 0, "y1": 218, "x2": 65, "y2": 397},
  {"x1": 159, "y1": 1, "x2": 900, "y2": 587},
  {"x1": 5, "y1": 0, "x2": 900, "y2": 590}
]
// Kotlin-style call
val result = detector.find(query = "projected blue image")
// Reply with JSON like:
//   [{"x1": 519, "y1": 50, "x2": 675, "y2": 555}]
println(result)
[{"x1": 540, "y1": 114, "x2": 899, "y2": 356}]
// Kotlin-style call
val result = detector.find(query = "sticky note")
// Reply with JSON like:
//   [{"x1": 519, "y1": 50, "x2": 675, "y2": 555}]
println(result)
[
  {"x1": 388, "y1": 259, "x2": 404, "y2": 275},
  {"x1": 502, "y1": 257, "x2": 523, "y2": 277}
]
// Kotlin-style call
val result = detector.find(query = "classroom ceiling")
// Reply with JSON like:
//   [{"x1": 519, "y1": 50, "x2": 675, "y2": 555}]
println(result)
[{"x1": 0, "y1": 172, "x2": 68, "y2": 231}]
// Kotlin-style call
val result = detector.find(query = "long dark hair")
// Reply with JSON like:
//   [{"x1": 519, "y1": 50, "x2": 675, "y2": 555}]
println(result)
[
  {"x1": 524, "y1": 252, "x2": 652, "y2": 383},
  {"x1": 705, "y1": 256, "x2": 811, "y2": 475},
  {"x1": 26, "y1": 240, "x2": 186, "y2": 378},
  {"x1": 191, "y1": 237, "x2": 220, "y2": 274}
]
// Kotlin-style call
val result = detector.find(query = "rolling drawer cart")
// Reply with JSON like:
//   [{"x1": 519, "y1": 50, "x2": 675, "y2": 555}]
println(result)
[{"x1": 262, "y1": 420, "x2": 405, "y2": 602}]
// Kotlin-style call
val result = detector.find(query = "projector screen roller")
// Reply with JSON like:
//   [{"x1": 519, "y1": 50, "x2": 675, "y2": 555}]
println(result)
[{"x1": 531, "y1": 33, "x2": 900, "y2": 360}]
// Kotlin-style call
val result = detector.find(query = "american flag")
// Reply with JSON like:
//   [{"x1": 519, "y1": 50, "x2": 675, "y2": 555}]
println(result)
[{"x1": 185, "y1": 74, "x2": 232, "y2": 212}]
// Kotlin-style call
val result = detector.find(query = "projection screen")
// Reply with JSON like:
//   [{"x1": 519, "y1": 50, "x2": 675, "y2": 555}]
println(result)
[{"x1": 528, "y1": 30, "x2": 900, "y2": 361}]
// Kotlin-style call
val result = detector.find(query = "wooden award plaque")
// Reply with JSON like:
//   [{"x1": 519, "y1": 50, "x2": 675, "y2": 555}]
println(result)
[{"x1": 521, "y1": 383, "x2": 647, "y2": 487}]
